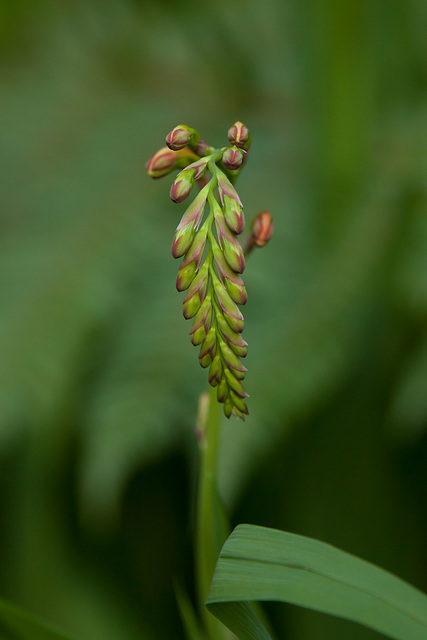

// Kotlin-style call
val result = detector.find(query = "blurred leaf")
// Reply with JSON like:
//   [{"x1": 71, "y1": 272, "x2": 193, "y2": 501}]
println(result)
[{"x1": 0, "y1": 598, "x2": 74, "y2": 640}]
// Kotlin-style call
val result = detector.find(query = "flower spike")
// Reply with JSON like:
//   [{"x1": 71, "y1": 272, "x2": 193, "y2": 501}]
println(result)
[{"x1": 147, "y1": 122, "x2": 270, "y2": 420}]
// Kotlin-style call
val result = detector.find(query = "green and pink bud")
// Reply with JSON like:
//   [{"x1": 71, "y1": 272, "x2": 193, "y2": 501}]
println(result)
[
  {"x1": 223, "y1": 194, "x2": 245, "y2": 235},
  {"x1": 222, "y1": 146, "x2": 246, "y2": 171},
  {"x1": 225, "y1": 278, "x2": 247, "y2": 305},
  {"x1": 209, "y1": 355, "x2": 223, "y2": 386},
  {"x1": 217, "y1": 173, "x2": 243, "y2": 208},
  {"x1": 219, "y1": 338, "x2": 247, "y2": 374},
  {"x1": 216, "y1": 378, "x2": 228, "y2": 403},
  {"x1": 146, "y1": 146, "x2": 197, "y2": 179},
  {"x1": 171, "y1": 186, "x2": 209, "y2": 258},
  {"x1": 181, "y1": 225, "x2": 208, "y2": 269},
  {"x1": 176, "y1": 261, "x2": 197, "y2": 291},
  {"x1": 230, "y1": 390, "x2": 249, "y2": 415},
  {"x1": 227, "y1": 121, "x2": 250, "y2": 148},
  {"x1": 183, "y1": 264, "x2": 208, "y2": 305},
  {"x1": 166, "y1": 125, "x2": 200, "y2": 151},
  {"x1": 224, "y1": 368, "x2": 249, "y2": 398},
  {"x1": 215, "y1": 212, "x2": 245, "y2": 274},
  {"x1": 170, "y1": 168, "x2": 196, "y2": 203},
  {"x1": 198, "y1": 326, "x2": 217, "y2": 359}
]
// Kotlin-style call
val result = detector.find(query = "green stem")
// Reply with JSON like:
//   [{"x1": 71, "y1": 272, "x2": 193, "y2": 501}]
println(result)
[{"x1": 195, "y1": 387, "x2": 228, "y2": 640}]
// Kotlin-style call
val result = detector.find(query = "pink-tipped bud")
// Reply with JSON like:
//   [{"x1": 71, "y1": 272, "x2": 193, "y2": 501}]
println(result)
[
  {"x1": 166, "y1": 125, "x2": 200, "y2": 151},
  {"x1": 172, "y1": 223, "x2": 195, "y2": 259},
  {"x1": 253, "y1": 211, "x2": 274, "y2": 247},
  {"x1": 223, "y1": 195, "x2": 245, "y2": 235},
  {"x1": 170, "y1": 168, "x2": 195, "y2": 203},
  {"x1": 145, "y1": 147, "x2": 180, "y2": 179},
  {"x1": 176, "y1": 261, "x2": 197, "y2": 291},
  {"x1": 222, "y1": 146, "x2": 246, "y2": 170},
  {"x1": 227, "y1": 121, "x2": 250, "y2": 148},
  {"x1": 223, "y1": 238, "x2": 245, "y2": 274}
]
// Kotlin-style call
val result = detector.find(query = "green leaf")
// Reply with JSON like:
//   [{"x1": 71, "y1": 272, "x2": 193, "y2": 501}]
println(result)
[
  {"x1": 0, "y1": 597, "x2": 75, "y2": 640},
  {"x1": 206, "y1": 524, "x2": 427, "y2": 640}
]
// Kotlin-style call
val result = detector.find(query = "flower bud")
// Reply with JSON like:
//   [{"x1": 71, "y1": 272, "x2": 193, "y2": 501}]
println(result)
[
  {"x1": 224, "y1": 397, "x2": 233, "y2": 418},
  {"x1": 223, "y1": 239, "x2": 245, "y2": 274},
  {"x1": 253, "y1": 211, "x2": 274, "y2": 247},
  {"x1": 176, "y1": 261, "x2": 197, "y2": 291},
  {"x1": 217, "y1": 378, "x2": 229, "y2": 403},
  {"x1": 172, "y1": 223, "x2": 195, "y2": 259},
  {"x1": 199, "y1": 326, "x2": 217, "y2": 359},
  {"x1": 219, "y1": 339, "x2": 247, "y2": 373},
  {"x1": 199, "y1": 353, "x2": 212, "y2": 368},
  {"x1": 227, "y1": 121, "x2": 250, "y2": 148},
  {"x1": 175, "y1": 185, "x2": 209, "y2": 234},
  {"x1": 192, "y1": 324, "x2": 207, "y2": 346},
  {"x1": 214, "y1": 281, "x2": 244, "y2": 328},
  {"x1": 184, "y1": 264, "x2": 208, "y2": 304},
  {"x1": 209, "y1": 355, "x2": 223, "y2": 385},
  {"x1": 223, "y1": 195, "x2": 245, "y2": 235},
  {"x1": 222, "y1": 146, "x2": 246, "y2": 170},
  {"x1": 190, "y1": 296, "x2": 212, "y2": 336},
  {"x1": 183, "y1": 291, "x2": 201, "y2": 319},
  {"x1": 166, "y1": 125, "x2": 200, "y2": 151},
  {"x1": 224, "y1": 368, "x2": 248, "y2": 398},
  {"x1": 230, "y1": 390, "x2": 249, "y2": 415},
  {"x1": 225, "y1": 278, "x2": 247, "y2": 305},
  {"x1": 181, "y1": 225, "x2": 208, "y2": 269},
  {"x1": 216, "y1": 314, "x2": 248, "y2": 351},
  {"x1": 170, "y1": 168, "x2": 196, "y2": 203},
  {"x1": 217, "y1": 173, "x2": 243, "y2": 208},
  {"x1": 146, "y1": 147, "x2": 178, "y2": 179}
]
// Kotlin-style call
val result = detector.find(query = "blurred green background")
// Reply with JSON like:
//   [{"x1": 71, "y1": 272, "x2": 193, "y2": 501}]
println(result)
[{"x1": 1, "y1": 0, "x2": 427, "y2": 638}]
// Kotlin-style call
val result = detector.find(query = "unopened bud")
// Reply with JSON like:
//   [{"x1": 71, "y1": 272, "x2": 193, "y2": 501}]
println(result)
[
  {"x1": 219, "y1": 339, "x2": 247, "y2": 374},
  {"x1": 253, "y1": 211, "x2": 274, "y2": 247},
  {"x1": 176, "y1": 261, "x2": 197, "y2": 291},
  {"x1": 170, "y1": 168, "x2": 196, "y2": 203},
  {"x1": 217, "y1": 378, "x2": 228, "y2": 403},
  {"x1": 230, "y1": 390, "x2": 249, "y2": 415},
  {"x1": 225, "y1": 278, "x2": 247, "y2": 305},
  {"x1": 223, "y1": 238, "x2": 245, "y2": 274},
  {"x1": 227, "y1": 121, "x2": 250, "y2": 148},
  {"x1": 146, "y1": 146, "x2": 196, "y2": 179},
  {"x1": 223, "y1": 195, "x2": 245, "y2": 235},
  {"x1": 172, "y1": 223, "x2": 195, "y2": 259},
  {"x1": 224, "y1": 369, "x2": 249, "y2": 398},
  {"x1": 222, "y1": 146, "x2": 246, "y2": 170},
  {"x1": 166, "y1": 125, "x2": 200, "y2": 151}
]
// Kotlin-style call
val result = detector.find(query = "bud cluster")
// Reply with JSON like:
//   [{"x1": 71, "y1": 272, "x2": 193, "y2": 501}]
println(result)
[{"x1": 147, "y1": 122, "x2": 272, "y2": 420}]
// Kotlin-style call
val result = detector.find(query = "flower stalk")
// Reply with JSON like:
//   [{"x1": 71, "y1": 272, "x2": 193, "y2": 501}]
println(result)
[{"x1": 147, "y1": 122, "x2": 273, "y2": 420}]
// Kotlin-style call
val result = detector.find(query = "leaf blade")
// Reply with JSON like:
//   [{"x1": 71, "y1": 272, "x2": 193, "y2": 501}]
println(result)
[{"x1": 206, "y1": 524, "x2": 427, "y2": 640}]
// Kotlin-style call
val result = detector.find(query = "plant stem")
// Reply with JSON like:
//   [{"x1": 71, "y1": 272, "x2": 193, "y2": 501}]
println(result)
[{"x1": 195, "y1": 387, "x2": 228, "y2": 640}]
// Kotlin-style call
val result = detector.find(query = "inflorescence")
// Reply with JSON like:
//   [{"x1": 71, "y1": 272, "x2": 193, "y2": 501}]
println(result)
[{"x1": 146, "y1": 122, "x2": 273, "y2": 419}]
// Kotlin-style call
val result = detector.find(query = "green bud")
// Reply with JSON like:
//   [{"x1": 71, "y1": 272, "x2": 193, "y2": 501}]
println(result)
[
  {"x1": 192, "y1": 324, "x2": 207, "y2": 346},
  {"x1": 223, "y1": 397, "x2": 233, "y2": 418},
  {"x1": 230, "y1": 390, "x2": 249, "y2": 415},
  {"x1": 181, "y1": 225, "x2": 208, "y2": 269},
  {"x1": 183, "y1": 292, "x2": 201, "y2": 319},
  {"x1": 172, "y1": 222, "x2": 195, "y2": 259},
  {"x1": 223, "y1": 238, "x2": 245, "y2": 274},
  {"x1": 231, "y1": 406, "x2": 246, "y2": 420},
  {"x1": 170, "y1": 168, "x2": 196, "y2": 203},
  {"x1": 217, "y1": 378, "x2": 228, "y2": 403},
  {"x1": 176, "y1": 261, "x2": 197, "y2": 291},
  {"x1": 216, "y1": 313, "x2": 248, "y2": 349},
  {"x1": 214, "y1": 284, "x2": 244, "y2": 333},
  {"x1": 199, "y1": 326, "x2": 217, "y2": 359},
  {"x1": 223, "y1": 194, "x2": 245, "y2": 235},
  {"x1": 219, "y1": 339, "x2": 247, "y2": 374},
  {"x1": 229, "y1": 342, "x2": 248, "y2": 358},
  {"x1": 184, "y1": 264, "x2": 209, "y2": 304},
  {"x1": 199, "y1": 352, "x2": 212, "y2": 368},
  {"x1": 190, "y1": 296, "x2": 212, "y2": 335},
  {"x1": 213, "y1": 247, "x2": 244, "y2": 286},
  {"x1": 217, "y1": 172, "x2": 243, "y2": 207},
  {"x1": 225, "y1": 369, "x2": 248, "y2": 398},
  {"x1": 209, "y1": 355, "x2": 223, "y2": 385},
  {"x1": 225, "y1": 278, "x2": 247, "y2": 305}
]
